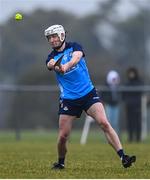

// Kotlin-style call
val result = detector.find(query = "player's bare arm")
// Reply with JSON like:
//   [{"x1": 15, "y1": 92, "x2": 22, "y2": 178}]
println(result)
[{"x1": 60, "y1": 51, "x2": 83, "y2": 73}]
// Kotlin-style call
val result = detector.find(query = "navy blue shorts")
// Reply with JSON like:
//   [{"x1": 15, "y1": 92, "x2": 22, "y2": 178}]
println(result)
[{"x1": 58, "y1": 88, "x2": 101, "y2": 118}]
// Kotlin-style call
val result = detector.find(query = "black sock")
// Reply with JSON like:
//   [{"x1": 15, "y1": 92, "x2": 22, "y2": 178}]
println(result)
[
  {"x1": 58, "y1": 157, "x2": 65, "y2": 165},
  {"x1": 117, "y1": 149, "x2": 125, "y2": 160}
]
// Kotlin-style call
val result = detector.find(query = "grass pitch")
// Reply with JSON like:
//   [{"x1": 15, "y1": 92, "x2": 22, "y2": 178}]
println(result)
[{"x1": 0, "y1": 130, "x2": 150, "y2": 178}]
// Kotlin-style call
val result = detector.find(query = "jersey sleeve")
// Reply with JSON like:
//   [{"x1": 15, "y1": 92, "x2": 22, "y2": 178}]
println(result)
[{"x1": 72, "y1": 42, "x2": 85, "y2": 57}]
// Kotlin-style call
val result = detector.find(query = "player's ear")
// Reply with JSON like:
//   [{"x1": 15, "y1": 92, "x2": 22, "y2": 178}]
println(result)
[{"x1": 60, "y1": 33, "x2": 65, "y2": 41}]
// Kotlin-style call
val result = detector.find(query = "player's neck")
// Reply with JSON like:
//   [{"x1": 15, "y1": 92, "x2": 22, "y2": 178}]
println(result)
[{"x1": 57, "y1": 42, "x2": 66, "y2": 52}]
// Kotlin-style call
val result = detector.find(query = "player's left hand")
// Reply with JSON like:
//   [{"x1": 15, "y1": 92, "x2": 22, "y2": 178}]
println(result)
[
  {"x1": 57, "y1": 64, "x2": 69, "y2": 74},
  {"x1": 54, "y1": 65, "x2": 65, "y2": 74},
  {"x1": 59, "y1": 64, "x2": 67, "y2": 73},
  {"x1": 54, "y1": 63, "x2": 70, "y2": 74}
]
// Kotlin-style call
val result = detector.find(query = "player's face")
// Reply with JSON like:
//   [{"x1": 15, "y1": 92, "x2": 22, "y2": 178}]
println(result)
[{"x1": 47, "y1": 34, "x2": 62, "y2": 49}]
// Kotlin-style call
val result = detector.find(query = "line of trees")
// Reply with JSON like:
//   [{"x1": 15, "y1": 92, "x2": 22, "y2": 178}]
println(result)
[{"x1": 0, "y1": 0, "x2": 150, "y2": 129}]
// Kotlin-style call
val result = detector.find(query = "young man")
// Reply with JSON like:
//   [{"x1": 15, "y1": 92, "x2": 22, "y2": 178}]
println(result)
[{"x1": 44, "y1": 24, "x2": 136, "y2": 169}]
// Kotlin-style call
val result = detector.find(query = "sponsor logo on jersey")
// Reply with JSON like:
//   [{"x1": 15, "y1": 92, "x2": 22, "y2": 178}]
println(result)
[
  {"x1": 63, "y1": 106, "x2": 68, "y2": 111},
  {"x1": 93, "y1": 97, "x2": 99, "y2": 100}
]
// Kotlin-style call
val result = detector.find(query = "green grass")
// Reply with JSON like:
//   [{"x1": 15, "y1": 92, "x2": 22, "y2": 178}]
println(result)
[{"x1": 0, "y1": 130, "x2": 150, "y2": 178}]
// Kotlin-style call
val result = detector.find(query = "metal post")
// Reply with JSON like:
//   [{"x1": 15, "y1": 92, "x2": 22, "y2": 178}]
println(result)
[{"x1": 141, "y1": 94, "x2": 148, "y2": 140}]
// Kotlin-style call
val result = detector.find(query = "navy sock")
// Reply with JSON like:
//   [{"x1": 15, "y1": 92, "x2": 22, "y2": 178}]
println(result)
[
  {"x1": 58, "y1": 157, "x2": 65, "y2": 165},
  {"x1": 117, "y1": 149, "x2": 125, "y2": 160}
]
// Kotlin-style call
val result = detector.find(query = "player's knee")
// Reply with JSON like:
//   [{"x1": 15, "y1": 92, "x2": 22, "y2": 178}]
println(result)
[{"x1": 100, "y1": 118, "x2": 110, "y2": 132}]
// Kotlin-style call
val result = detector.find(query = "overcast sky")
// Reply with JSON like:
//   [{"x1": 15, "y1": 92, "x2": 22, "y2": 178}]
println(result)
[{"x1": 0, "y1": 0, "x2": 148, "y2": 25}]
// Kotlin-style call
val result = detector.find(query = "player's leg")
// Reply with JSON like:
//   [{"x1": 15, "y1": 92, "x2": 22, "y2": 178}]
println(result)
[
  {"x1": 52, "y1": 97, "x2": 82, "y2": 169},
  {"x1": 86, "y1": 102, "x2": 136, "y2": 168},
  {"x1": 57, "y1": 114, "x2": 75, "y2": 160},
  {"x1": 87, "y1": 102, "x2": 122, "y2": 151},
  {"x1": 52, "y1": 114, "x2": 76, "y2": 169}
]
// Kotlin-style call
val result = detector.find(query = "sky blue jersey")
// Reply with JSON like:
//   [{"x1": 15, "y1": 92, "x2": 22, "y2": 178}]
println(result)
[{"x1": 46, "y1": 42, "x2": 94, "y2": 99}]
